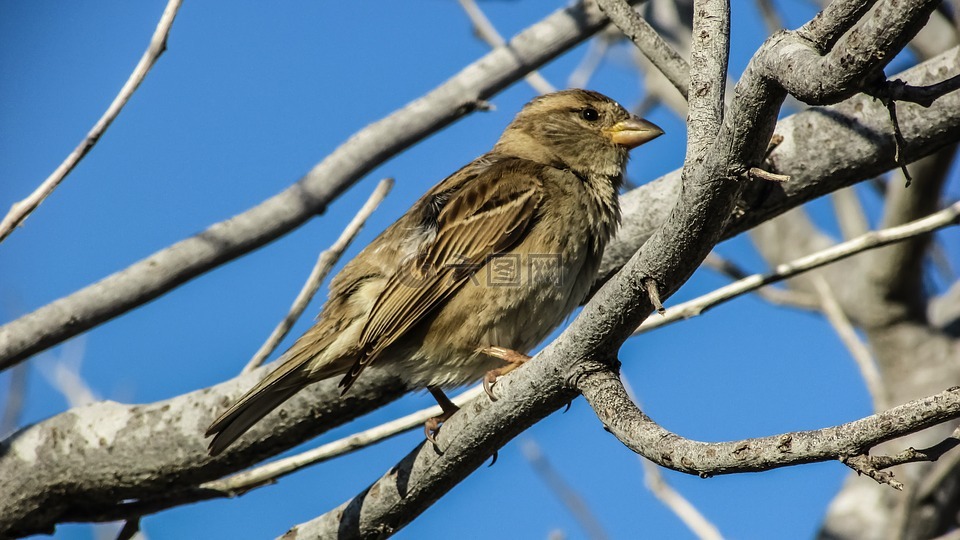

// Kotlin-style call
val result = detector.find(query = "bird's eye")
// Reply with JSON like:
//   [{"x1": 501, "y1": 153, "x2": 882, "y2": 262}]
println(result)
[{"x1": 580, "y1": 107, "x2": 599, "y2": 122}]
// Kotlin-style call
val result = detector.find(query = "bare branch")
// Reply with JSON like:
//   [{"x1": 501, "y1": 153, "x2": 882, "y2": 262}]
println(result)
[
  {"x1": 596, "y1": 0, "x2": 690, "y2": 97},
  {"x1": 811, "y1": 276, "x2": 888, "y2": 411},
  {"x1": 579, "y1": 365, "x2": 960, "y2": 478},
  {"x1": 201, "y1": 386, "x2": 483, "y2": 496},
  {"x1": 685, "y1": 0, "x2": 729, "y2": 159},
  {"x1": 867, "y1": 75, "x2": 960, "y2": 108},
  {"x1": 521, "y1": 439, "x2": 609, "y2": 540},
  {"x1": 634, "y1": 201, "x2": 960, "y2": 335},
  {"x1": 457, "y1": 0, "x2": 556, "y2": 94},
  {"x1": 242, "y1": 178, "x2": 393, "y2": 373},
  {"x1": 0, "y1": 0, "x2": 183, "y2": 244},
  {"x1": 623, "y1": 376, "x2": 724, "y2": 540},
  {"x1": 782, "y1": 0, "x2": 940, "y2": 105}
]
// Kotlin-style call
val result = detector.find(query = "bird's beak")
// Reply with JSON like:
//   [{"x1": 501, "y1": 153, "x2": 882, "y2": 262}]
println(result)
[{"x1": 604, "y1": 117, "x2": 664, "y2": 149}]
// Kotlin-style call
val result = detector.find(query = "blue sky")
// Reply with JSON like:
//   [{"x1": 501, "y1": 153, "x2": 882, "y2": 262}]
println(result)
[{"x1": 2, "y1": 2, "x2": 957, "y2": 539}]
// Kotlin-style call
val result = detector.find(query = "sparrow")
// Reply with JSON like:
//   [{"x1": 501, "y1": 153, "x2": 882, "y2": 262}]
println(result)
[{"x1": 206, "y1": 89, "x2": 663, "y2": 455}]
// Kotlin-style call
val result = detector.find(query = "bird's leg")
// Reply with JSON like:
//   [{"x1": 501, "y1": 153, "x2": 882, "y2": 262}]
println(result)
[
  {"x1": 479, "y1": 346, "x2": 532, "y2": 400},
  {"x1": 425, "y1": 386, "x2": 460, "y2": 445}
]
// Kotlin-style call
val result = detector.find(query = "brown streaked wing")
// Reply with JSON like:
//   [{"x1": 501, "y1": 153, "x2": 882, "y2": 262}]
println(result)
[{"x1": 338, "y1": 158, "x2": 544, "y2": 391}]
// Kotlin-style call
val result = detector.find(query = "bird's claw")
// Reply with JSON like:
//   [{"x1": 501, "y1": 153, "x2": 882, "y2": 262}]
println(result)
[
  {"x1": 483, "y1": 369, "x2": 501, "y2": 401},
  {"x1": 424, "y1": 416, "x2": 443, "y2": 446},
  {"x1": 479, "y1": 346, "x2": 532, "y2": 401}
]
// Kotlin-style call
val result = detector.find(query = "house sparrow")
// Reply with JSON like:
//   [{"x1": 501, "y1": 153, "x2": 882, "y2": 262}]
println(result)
[{"x1": 206, "y1": 89, "x2": 663, "y2": 455}]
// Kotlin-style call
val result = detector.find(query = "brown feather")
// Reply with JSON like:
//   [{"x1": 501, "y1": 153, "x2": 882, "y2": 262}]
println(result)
[{"x1": 340, "y1": 159, "x2": 544, "y2": 391}]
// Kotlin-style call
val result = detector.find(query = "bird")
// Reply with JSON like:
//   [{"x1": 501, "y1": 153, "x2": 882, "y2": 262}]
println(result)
[{"x1": 205, "y1": 89, "x2": 663, "y2": 456}]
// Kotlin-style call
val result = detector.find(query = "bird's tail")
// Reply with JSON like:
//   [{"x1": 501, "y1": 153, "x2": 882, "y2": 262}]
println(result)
[{"x1": 205, "y1": 350, "x2": 351, "y2": 456}]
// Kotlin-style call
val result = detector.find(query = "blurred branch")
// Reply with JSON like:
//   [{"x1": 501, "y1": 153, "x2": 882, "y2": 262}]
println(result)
[
  {"x1": 0, "y1": 0, "x2": 183, "y2": 244},
  {"x1": 568, "y1": 29, "x2": 614, "y2": 89},
  {"x1": 755, "y1": 0, "x2": 783, "y2": 35},
  {"x1": 867, "y1": 146, "x2": 958, "y2": 317},
  {"x1": 636, "y1": 201, "x2": 960, "y2": 335},
  {"x1": 623, "y1": 376, "x2": 724, "y2": 540},
  {"x1": 831, "y1": 188, "x2": 870, "y2": 240},
  {"x1": 811, "y1": 276, "x2": 887, "y2": 411},
  {"x1": 457, "y1": 0, "x2": 557, "y2": 94},
  {"x1": 37, "y1": 338, "x2": 96, "y2": 408},
  {"x1": 242, "y1": 178, "x2": 393, "y2": 373},
  {"x1": 521, "y1": 439, "x2": 609, "y2": 540},
  {"x1": 0, "y1": 364, "x2": 27, "y2": 436},
  {"x1": 641, "y1": 459, "x2": 724, "y2": 540}
]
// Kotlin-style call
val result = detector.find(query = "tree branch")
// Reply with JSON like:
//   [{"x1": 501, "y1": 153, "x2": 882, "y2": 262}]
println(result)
[
  {"x1": 596, "y1": 0, "x2": 690, "y2": 98},
  {"x1": 242, "y1": 179, "x2": 393, "y2": 373},
  {"x1": 0, "y1": 0, "x2": 183, "y2": 244},
  {"x1": 579, "y1": 365, "x2": 960, "y2": 479},
  {"x1": 634, "y1": 201, "x2": 960, "y2": 335}
]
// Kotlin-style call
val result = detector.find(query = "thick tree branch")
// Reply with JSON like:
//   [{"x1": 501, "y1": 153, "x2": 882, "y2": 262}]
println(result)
[{"x1": 579, "y1": 365, "x2": 960, "y2": 478}]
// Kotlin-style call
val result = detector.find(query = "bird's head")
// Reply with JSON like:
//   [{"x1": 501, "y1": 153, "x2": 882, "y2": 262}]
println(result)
[{"x1": 494, "y1": 89, "x2": 664, "y2": 179}]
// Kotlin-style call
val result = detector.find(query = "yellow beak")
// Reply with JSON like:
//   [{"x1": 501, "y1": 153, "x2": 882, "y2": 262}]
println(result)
[{"x1": 605, "y1": 117, "x2": 664, "y2": 149}]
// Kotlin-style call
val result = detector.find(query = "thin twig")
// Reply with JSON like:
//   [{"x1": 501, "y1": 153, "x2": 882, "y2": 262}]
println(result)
[
  {"x1": 755, "y1": 0, "x2": 784, "y2": 35},
  {"x1": 457, "y1": 0, "x2": 556, "y2": 94},
  {"x1": 596, "y1": 0, "x2": 691, "y2": 98},
  {"x1": 634, "y1": 202, "x2": 960, "y2": 335},
  {"x1": 521, "y1": 438, "x2": 609, "y2": 540},
  {"x1": 201, "y1": 386, "x2": 485, "y2": 495},
  {"x1": 701, "y1": 252, "x2": 820, "y2": 310},
  {"x1": 568, "y1": 30, "x2": 614, "y2": 89},
  {"x1": 841, "y1": 427, "x2": 960, "y2": 491},
  {"x1": 811, "y1": 276, "x2": 887, "y2": 411},
  {"x1": 747, "y1": 167, "x2": 790, "y2": 183},
  {"x1": 0, "y1": 0, "x2": 183, "y2": 244},
  {"x1": 884, "y1": 98, "x2": 914, "y2": 187},
  {"x1": 623, "y1": 377, "x2": 724, "y2": 540},
  {"x1": 869, "y1": 75, "x2": 960, "y2": 107},
  {"x1": 241, "y1": 179, "x2": 393, "y2": 373}
]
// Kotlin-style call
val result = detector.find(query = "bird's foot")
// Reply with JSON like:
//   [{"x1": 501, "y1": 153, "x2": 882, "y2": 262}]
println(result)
[
  {"x1": 425, "y1": 386, "x2": 460, "y2": 446},
  {"x1": 479, "y1": 346, "x2": 532, "y2": 401}
]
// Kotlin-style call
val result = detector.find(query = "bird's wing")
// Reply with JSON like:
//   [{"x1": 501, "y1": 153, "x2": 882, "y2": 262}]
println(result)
[{"x1": 338, "y1": 158, "x2": 544, "y2": 392}]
